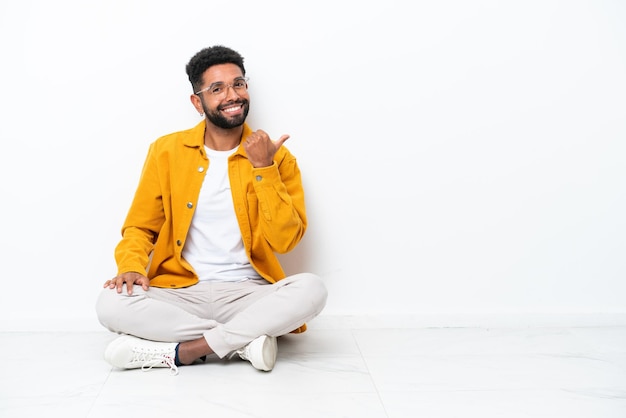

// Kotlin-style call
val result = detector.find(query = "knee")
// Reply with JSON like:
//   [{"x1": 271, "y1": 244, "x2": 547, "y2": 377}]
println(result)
[
  {"x1": 310, "y1": 274, "x2": 328, "y2": 309},
  {"x1": 293, "y1": 273, "x2": 328, "y2": 313},
  {"x1": 95, "y1": 287, "x2": 139, "y2": 331},
  {"x1": 95, "y1": 289, "x2": 118, "y2": 330}
]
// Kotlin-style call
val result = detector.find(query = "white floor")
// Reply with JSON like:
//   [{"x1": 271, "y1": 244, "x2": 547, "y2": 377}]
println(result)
[{"x1": 2, "y1": 322, "x2": 626, "y2": 418}]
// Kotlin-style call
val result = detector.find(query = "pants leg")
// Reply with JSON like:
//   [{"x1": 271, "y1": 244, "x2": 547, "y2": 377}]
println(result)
[
  {"x1": 95, "y1": 272, "x2": 327, "y2": 358},
  {"x1": 204, "y1": 273, "x2": 328, "y2": 357},
  {"x1": 95, "y1": 284, "x2": 219, "y2": 343}
]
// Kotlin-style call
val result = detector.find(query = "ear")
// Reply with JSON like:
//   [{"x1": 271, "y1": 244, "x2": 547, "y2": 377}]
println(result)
[{"x1": 190, "y1": 94, "x2": 204, "y2": 115}]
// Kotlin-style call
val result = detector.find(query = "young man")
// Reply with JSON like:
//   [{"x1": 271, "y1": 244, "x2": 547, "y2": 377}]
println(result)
[{"x1": 96, "y1": 45, "x2": 327, "y2": 375}]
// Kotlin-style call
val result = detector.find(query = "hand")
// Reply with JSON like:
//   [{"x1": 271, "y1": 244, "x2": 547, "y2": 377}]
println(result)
[
  {"x1": 243, "y1": 129, "x2": 290, "y2": 168},
  {"x1": 103, "y1": 272, "x2": 150, "y2": 295}
]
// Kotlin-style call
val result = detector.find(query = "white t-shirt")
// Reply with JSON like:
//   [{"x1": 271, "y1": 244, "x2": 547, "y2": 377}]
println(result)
[{"x1": 182, "y1": 146, "x2": 261, "y2": 282}]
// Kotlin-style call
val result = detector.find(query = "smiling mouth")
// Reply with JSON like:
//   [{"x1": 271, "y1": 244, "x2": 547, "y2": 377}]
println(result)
[{"x1": 221, "y1": 104, "x2": 242, "y2": 114}]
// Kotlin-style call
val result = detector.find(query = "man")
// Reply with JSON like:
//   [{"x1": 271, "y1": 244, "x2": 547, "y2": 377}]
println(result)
[{"x1": 96, "y1": 45, "x2": 327, "y2": 375}]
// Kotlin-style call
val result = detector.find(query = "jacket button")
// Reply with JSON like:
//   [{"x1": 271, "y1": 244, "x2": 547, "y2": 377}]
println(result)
[
  {"x1": 198, "y1": 166, "x2": 204, "y2": 173},
  {"x1": 176, "y1": 240, "x2": 182, "y2": 246},
  {"x1": 256, "y1": 175, "x2": 262, "y2": 181},
  {"x1": 187, "y1": 202, "x2": 193, "y2": 208}
]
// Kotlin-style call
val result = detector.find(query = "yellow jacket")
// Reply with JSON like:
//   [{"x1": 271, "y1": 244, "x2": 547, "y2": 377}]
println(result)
[{"x1": 115, "y1": 120, "x2": 307, "y2": 293}]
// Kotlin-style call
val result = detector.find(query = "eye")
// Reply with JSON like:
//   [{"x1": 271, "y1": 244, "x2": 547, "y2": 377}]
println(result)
[
  {"x1": 233, "y1": 80, "x2": 247, "y2": 88},
  {"x1": 211, "y1": 83, "x2": 225, "y2": 95}
]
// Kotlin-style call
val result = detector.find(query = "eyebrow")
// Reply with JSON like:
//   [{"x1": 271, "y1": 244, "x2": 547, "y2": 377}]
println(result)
[{"x1": 206, "y1": 76, "x2": 246, "y2": 88}]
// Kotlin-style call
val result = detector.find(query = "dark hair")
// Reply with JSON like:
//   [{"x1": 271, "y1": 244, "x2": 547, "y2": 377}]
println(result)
[{"x1": 185, "y1": 45, "x2": 246, "y2": 93}]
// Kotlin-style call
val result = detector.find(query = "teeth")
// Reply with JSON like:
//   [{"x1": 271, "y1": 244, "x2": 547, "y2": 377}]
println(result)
[{"x1": 223, "y1": 105, "x2": 241, "y2": 113}]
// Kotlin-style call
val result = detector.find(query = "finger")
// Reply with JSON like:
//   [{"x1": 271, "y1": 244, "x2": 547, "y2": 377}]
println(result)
[
  {"x1": 115, "y1": 276, "x2": 133, "y2": 294},
  {"x1": 125, "y1": 280, "x2": 135, "y2": 295},
  {"x1": 274, "y1": 134, "x2": 290, "y2": 149},
  {"x1": 138, "y1": 276, "x2": 150, "y2": 291}
]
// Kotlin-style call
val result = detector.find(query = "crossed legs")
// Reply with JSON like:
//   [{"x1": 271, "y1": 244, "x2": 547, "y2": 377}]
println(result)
[{"x1": 96, "y1": 273, "x2": 327, "y2": 365}]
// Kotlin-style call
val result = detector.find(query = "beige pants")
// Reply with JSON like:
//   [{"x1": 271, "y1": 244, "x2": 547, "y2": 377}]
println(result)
[{"x1": 96, "y1": 273, "x2": 327, "y2": 358}]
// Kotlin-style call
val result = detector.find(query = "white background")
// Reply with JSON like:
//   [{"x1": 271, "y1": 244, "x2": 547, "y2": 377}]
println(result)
[{"x1": 0, "y1": 0, "x2": 624, "y2": 330}]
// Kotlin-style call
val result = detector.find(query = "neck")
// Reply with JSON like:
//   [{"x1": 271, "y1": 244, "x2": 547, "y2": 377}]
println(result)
[{"x1": 203, "y1": 123, "x2": 244, "y2": 151}]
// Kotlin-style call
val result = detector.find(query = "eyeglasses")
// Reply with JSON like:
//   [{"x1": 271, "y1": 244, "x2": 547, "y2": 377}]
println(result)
[{"x1": 194, "y1": 77, "x2": 249, "y2": 97}]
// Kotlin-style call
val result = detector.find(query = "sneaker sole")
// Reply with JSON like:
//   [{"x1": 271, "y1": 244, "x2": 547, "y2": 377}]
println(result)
[{"x1": 260, "y1": 335, "x2": 277, "y2": 371}]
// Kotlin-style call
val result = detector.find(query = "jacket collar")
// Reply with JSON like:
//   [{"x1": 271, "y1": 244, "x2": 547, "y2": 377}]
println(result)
[{"x1": 183, "y1": 120, "x2": 252, "y2": 157}]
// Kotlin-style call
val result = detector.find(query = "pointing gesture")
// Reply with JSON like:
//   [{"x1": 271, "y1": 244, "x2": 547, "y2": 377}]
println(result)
[{"x1": 243, "y1": 129, "x2": 290, "y2": 168}]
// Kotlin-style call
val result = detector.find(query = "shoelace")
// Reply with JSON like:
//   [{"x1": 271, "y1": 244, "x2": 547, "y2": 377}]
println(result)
[
  {"x1": 141, "y1": 355, "x2": 179, "y2": 375},
  {"x1": 130, "y1": 349, "x2": 179, "y2": 375}
]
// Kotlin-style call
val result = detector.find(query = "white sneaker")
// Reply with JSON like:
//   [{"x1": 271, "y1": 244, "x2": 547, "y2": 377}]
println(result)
[
  {"x1": 104, "y1": 335, "x2": 179, "y2": 375},
  {"x1": 236, "y1": 335, "x2": 277, "y2": 371}
]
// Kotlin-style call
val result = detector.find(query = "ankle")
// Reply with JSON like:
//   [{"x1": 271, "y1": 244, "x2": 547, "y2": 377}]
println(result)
[
  {"x1": 176, "y1": 340, "x2": 212, "y2": 365},
  {"x1": 175, "y1": 343, "x2": 194, "y2": 366}
]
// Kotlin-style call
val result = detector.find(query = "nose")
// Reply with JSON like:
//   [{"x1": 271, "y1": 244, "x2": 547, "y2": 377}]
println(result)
[{"x1": 223, "y1": 84, "x2": 241, "y2": 100}]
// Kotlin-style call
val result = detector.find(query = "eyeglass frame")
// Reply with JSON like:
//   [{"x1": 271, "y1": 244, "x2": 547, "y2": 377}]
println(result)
[{"x1": 194, "y1": 77, "x2": 250, "y2": 96}]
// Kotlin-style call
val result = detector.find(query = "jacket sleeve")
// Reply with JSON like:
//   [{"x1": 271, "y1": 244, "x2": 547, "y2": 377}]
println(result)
[
  {"x1": 250, "y1": 148, "x2": 307, "y2": 254},
  {"x1": 114, "y1": 141, "x2": 165, "y2": 275}
]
